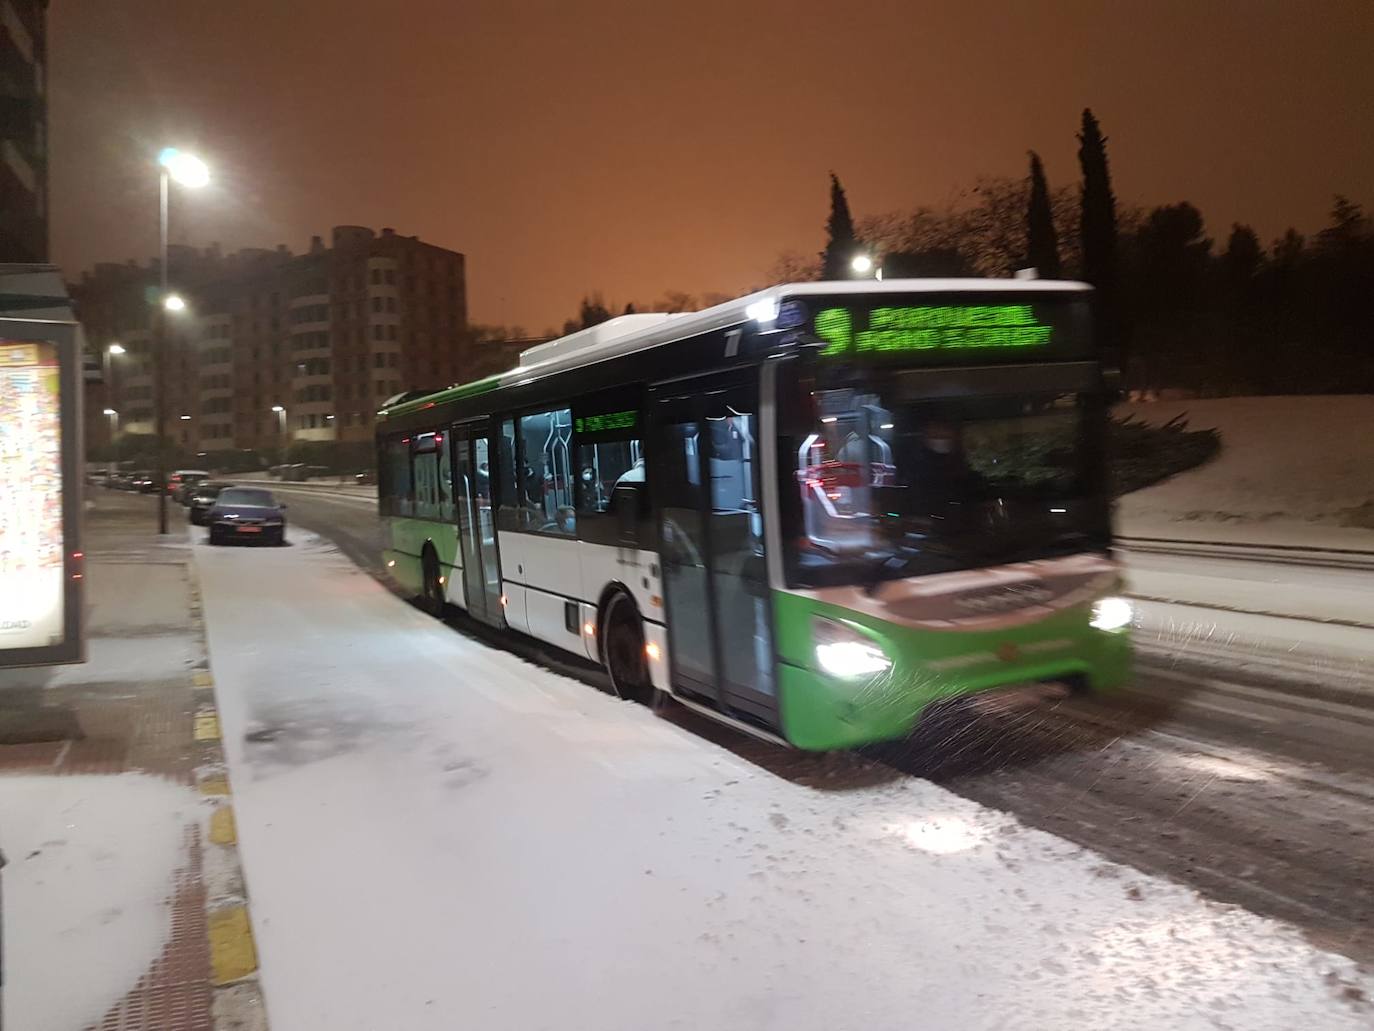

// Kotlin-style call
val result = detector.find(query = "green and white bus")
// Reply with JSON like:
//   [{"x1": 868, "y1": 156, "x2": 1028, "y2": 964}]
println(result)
[{"x1": 376, "y1": 279, "x2": 1132, "y2": 750}]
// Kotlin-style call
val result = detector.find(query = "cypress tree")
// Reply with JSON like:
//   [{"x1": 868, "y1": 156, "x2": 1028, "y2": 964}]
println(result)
[
  {"x1": 1078, "y1": 109, "x2": 1118, "y2": 290},
  {"x1": 1025, "y1": 151, "x2": 1062, "y2": 278},
  {"x1": 1077, "y1": 108, "x2": 1121, "y2": 357},
  {"x1": 820, "y1": 173, "x2": 859, "y2": 280}
]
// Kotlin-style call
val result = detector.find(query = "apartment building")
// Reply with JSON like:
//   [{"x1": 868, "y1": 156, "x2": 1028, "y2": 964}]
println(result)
[
  {"x1": 76, "y1": 225, "x2": 473, "y2": 458},
  {"x1": 0, "y1": 0, "x2": 48, "y2": 262}
]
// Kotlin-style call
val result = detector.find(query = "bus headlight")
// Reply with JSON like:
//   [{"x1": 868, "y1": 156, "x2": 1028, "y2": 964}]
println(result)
[
  {"x1": 1090, "y1": 596, "x2": 1134, "y2": 631},
  {"x1": 813, "y1": 618, "x2": 891, "y2": 678}
]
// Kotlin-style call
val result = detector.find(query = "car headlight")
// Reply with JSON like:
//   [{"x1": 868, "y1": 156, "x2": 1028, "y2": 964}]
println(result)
[
  {"x1": 813, "y1": 617, "x2": 892, "y2": 678},
  {"x1": 1090, "y1": 596, "x2": 1133, "y2": 631}
]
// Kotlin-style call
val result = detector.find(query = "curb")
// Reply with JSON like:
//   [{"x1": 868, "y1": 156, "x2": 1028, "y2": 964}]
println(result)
[{"x1": 186, "y1": 557, "x2": 270, "y2": 1031}]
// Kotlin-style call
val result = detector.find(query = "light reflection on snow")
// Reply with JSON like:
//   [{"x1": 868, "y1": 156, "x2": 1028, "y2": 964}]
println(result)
[
  {"x1": 890, "y1": 814, "x2": 991, "y2": 855},
  {"x1": 1173, "y1": 752, "x2": 1272, "y2": 783}
]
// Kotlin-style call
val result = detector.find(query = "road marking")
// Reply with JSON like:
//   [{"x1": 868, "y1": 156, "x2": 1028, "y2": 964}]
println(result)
[
  {"x1": 209, "y1": 806, "x2": 237, "y2": 845},
  {"x1": 193, "y1": 670, "x2": 214, "y2": 688},
  {"x1": 194, "y1": 712, "x2": 221, "y2": 741},
  {"x1": 208, "y1": 905, "x2": 259, "y2": 985},
  {"x1": 199, "y1": 777, "x2": 232, "y2": 797}
]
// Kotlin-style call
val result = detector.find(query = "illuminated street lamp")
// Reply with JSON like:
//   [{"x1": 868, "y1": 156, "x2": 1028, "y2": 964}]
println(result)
[
  {"x1": 151, "y1": 147, "x2": 210, "y2": 535},
  {"x1": 102, "y1": 342, "x2": 126, "y2": 414},
  {"x1": 272, "y1": 406, "x2": 288, "y2": 467},
  {"x1": 158, "y1": 148, "x2": 210, "y2": 189},
  {"x1": 850, "y1": 254, "x2": 874, "y2": 276},
  {"x1": 103, "y1": 408, "x2": 119, "y2": 476}
]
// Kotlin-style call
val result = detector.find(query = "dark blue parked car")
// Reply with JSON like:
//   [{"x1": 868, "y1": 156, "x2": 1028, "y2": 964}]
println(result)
[{"x1": 206, "y1": 487, "x2": 287, "y2": 546}]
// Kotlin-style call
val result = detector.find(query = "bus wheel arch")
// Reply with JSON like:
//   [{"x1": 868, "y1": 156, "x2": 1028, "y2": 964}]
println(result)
[{"x1": 597, "y1": 585, "x2": 652, "y2": 704}]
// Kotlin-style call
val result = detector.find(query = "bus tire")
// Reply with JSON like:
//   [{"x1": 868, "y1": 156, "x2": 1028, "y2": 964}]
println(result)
[
  {"x1": 601, "y1": 591, "x2": 651, "y2": 704},
  {"x1": 421, "y1": 546, "x2": 445, "y2": 617}
]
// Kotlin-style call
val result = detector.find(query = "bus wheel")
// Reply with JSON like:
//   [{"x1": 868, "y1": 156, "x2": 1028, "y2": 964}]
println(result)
[
  {"x1": 421, "y1": 548, "x2": 444, "y2": 617},
  {"x1": 602, "y1": 592, "x2": 651, "y2": 704}
]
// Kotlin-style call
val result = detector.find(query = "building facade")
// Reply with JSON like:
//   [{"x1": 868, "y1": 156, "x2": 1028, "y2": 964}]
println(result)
[
  {"x1": 75, "y1": 225, "x2": 491, "y2": 462},
  {"x1": 0, "y1": 0, "x2": 48, "y2": 262}
]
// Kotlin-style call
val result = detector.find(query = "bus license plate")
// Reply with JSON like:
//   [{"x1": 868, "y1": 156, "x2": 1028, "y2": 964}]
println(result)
[{"x1": 237, "y1": 525, "x2": 262, "y2": 534}]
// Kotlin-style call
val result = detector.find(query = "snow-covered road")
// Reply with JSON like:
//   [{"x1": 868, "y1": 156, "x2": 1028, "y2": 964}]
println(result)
[{"x1": 192, "y1": 528, "x2": 1372, "y2": 1030}]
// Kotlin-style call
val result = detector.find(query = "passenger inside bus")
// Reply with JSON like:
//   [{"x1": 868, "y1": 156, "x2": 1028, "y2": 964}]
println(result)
[{"x1": 897, "y1": 418, "x2": 986, "y2": 509}]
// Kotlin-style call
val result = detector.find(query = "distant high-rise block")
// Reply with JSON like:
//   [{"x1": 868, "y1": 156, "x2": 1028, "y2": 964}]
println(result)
[
  {"x1": 72, "y1": 226, "x2": 469, "y2": 457},
  {"x1": 0, "y1": 0, "x2": 49, "y2": 262}
]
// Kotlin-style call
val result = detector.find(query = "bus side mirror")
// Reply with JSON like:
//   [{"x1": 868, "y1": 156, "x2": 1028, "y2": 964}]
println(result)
[{"x1": 613, "y1": 483, "x2": 647, "y2": 546}]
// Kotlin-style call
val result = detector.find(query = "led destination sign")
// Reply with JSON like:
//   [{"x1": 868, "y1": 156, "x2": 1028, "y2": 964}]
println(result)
[{"x1": 815, "y1": 304, "x2": 1055, "y2": 358}]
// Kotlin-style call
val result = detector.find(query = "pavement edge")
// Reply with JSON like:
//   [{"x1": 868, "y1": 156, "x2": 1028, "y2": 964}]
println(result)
[{"x1": 186, "y1": 555, "x2": 271, "y2": 1031}]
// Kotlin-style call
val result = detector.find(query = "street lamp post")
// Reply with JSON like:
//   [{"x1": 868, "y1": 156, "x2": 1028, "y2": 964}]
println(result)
[
  {"x1": 103, "y1": 342, "x2": 125, "y2": 397},
  {"x1": 103, "y1": 409, "x2": 119, "y2": 476},
  {"x1": 271, "y1": 405, "x2": 287, "y2": 468},
  {"x1": 152, "y1": 147, "x2": 209, "y2": 534},
  {"x1": 102, "y1": 343, "x2": 125, "y2": 476}
]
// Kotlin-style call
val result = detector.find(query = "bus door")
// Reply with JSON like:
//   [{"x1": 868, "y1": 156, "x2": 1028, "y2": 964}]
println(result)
[
  {"x1": 452, "y1": 421, "x2": 504, "y2": 627},
  {"x1": 650, "y1": 372, "x2": 776, "y2": 722}
]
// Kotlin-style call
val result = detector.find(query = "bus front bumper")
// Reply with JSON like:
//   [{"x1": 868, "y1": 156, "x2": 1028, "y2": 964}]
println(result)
[{"x1": 776, "y1": 613, "x2": 1132, "y2": 752}]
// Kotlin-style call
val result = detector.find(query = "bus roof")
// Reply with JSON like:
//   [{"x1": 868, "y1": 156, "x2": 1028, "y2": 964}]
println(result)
[{"x1": 381, "y1": 278, "x2": 1091, "y2": 420}]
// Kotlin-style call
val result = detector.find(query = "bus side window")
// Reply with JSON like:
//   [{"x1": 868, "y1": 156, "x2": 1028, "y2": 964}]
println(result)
[
  {"x1": 519, "y1": 408, "x2": 576, "y2": 536},
  {"x1": 497, "y1": 418, "x2": 519, "y2": 532},
  {"x1": 575, "y1": 439, "x2": 643, "y2": 515},
  {"x1": 413, "y1": 448, "x2": 439, "y2": 519},
  {"x1": 386, "y1": 436, "x2": 413, "y2": 517},
  {"x1": 574, "y1": 437, "x2": 644, "y2": 546},
  {"x1": 437, "y1": 435, "x2": 454, "y2": 522}
]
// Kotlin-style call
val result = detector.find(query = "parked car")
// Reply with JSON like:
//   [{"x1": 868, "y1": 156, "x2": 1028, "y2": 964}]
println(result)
[
  {"x1": 187, "y1": 481, "x2": 234, "y2": 526},
  {"x1": 206, "y1": 487, "x2": 288, "y2": 546},
  {"x1": 130, "y1": 471, "x2": 155, "y2": 492},
  {"x1": 353, "y1": 469, "x2": 375, "y2": 485},
  {"x1": 168, "y1": 469, "x2": 210, "y2": 504}
]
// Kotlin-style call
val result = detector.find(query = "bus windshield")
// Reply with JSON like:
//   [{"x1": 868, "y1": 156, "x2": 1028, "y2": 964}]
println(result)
[{"x1": 784, "y1": 371, "x2": 1110, "y2": 590}]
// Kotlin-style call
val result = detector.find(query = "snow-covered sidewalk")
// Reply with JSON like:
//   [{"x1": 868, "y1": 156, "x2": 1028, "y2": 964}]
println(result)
[
  {"x1": 195, "y1": 529, "x2": 1373, "y2": 1031},
  {"x1": 0, "y1": 492, "x2": 241, "y2": 1031}
]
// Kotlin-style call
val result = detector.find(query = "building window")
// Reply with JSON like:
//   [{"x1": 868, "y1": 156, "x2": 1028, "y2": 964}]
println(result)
[
  {"x1": 385, "y1": 296, "x2": 397, "y2": 313},
  {"x1": 384, "y1": 269, "x2": 396, "y2": 285},
  {"x1": 373, "y1": 325, "x2": 383, "y2": 341}
]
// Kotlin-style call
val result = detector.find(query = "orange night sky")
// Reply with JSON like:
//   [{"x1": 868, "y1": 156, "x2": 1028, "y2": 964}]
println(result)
[{"x1": 48, "y1": 0, "x2": 1373, "y2": 333}]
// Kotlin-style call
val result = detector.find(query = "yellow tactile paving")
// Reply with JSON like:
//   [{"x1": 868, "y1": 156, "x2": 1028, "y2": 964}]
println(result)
[
  {"x1": 207, "y1": 905, "x2": 259, "y2": 985},
  {"x1": 193, "y1": 712, "x2": 221, "y2": 741},
  {"x1": 209, "y1": 806, "x2": 237, "y2": 845}
]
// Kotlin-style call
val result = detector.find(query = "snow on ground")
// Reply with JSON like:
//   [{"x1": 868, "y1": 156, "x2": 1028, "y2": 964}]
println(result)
[
  {"x1": 1116, "y1": 395, "x2": 1374, "y2": 549},
  {"x1": 0, "y1": 773, "x2": 200, "y2": 1031},
  {"x1": 194, "y1": 530, "x2": 1374, "y2": 1031}
]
